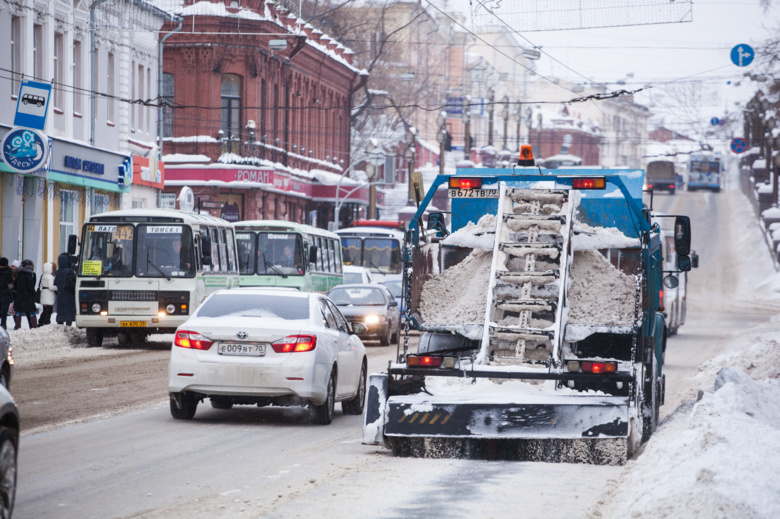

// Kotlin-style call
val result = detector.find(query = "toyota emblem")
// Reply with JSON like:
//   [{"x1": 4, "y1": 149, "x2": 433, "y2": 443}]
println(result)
[{"x1": 236, "y1": 331, "x2": 248, "y2": 339}]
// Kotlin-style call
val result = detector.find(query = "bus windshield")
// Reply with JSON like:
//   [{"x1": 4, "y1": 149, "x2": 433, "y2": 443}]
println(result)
[
  {"x1": 362, "y1": 238, "x2": 402, "y2": 274},
  {"x1": 256, "y1": 232, "x2": 304, "y2": 276},
  {"x1": 80, "y1": 224, "x2": 135, "y2": 277},
  {"x1": 136, "y1": 225, "x2": 195, "y2": 278}
]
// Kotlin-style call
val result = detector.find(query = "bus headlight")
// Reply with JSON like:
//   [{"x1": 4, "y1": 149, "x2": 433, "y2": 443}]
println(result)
[
  {"x1": 91, "y1": 303, "x2": 102, "y2": 313},
  {"x1": 166, "y1": 304, "x2": 176, "y2": 314}
]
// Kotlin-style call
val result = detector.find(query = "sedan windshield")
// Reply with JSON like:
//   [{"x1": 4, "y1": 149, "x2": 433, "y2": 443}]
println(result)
[
  {"x1": 197, "y1": 293, "x2": 310, "y2": 320},
  {"x1": 328, "y1": 287, "x2": 386, "y2": 306}
]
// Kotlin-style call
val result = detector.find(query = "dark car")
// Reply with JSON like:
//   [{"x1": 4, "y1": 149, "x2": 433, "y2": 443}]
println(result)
[
  {"x1": 0, "y1": 328, "x2": 12, "y2": 390},
  {"x1": 327, "y1": 284, "x2": 400, "y2": 346},
  {"x1": 0, "y1": 385, "x2": 19, "y2": 518}
]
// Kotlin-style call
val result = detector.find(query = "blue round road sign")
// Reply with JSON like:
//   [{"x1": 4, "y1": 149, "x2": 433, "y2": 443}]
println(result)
[
  {"x1": 730, "y1": 137, "x2": 747, "y2": 154},
  {"x1": 710, "y1": 117, "x2": 720, "y2": 126},
  {"x1": 731, "y1": 44, "x2": 754, "y2": 67},
  {"x1": 1, "y1": 127, "x2": 49, "y2": 173}
]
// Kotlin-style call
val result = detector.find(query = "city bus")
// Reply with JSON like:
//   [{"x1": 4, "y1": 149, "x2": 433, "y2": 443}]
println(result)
[
  {"x1": 335, "y1": 225, "x2": 404, "y2": 283},
  {"x1": 687, "y1": 151, "x2": 722, "y2": 192},
  {"x1": 72, "y1": 209, "x2": 239, "y2": 347},
  {"x1": 233, "y1": 220, "x2": 343, "y2": 292}
]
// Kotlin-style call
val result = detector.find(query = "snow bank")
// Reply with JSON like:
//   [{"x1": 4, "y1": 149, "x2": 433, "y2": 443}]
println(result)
[
  {"x1": 567, "y1": 250, "x2": 636, "y2": 326},
  {"x1": 572, "y1": 222, "x2": 640, "y2": 251},
  {"x1": 441, "y1": 214, "x2": 496, "y2": 251},
  {"x1": 418, "y1": 250, "x2": 491, "y2": 325}
]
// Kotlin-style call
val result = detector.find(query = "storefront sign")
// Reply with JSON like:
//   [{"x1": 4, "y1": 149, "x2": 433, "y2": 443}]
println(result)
[
  {"x1": 132, "y1": 154, "x2": 165, "y2": 189},
  {"x1": 1, "y1": 127, "x2": 50, "y2": 173},
  {"x1": 64, "y1": 155, "x2": 105, "y2": 175}
]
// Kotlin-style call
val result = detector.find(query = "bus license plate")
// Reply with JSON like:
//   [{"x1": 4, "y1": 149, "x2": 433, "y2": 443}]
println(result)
[
  {"x1": 120, "y1": 321, "x2": 147, "y2": 327},
  {"x1": 448, "y1": 188, "x2": 499, "y2": 199},
  {"x1": 218, "y1": 343, "x2": 266, "y2": 357}
]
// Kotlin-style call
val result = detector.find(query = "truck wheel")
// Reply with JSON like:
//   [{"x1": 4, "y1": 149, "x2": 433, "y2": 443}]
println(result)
[
  {"x1": 117, "y1": 332, "x2": 131, "y2": 345},
  {"x1": 86, "y1": 328, "x2": 104, "y2": 348},
  {"x1": 641, "y1": 354, "x2": 659, "y2": 443},
  {"x1": 170, "y1": 392, "x2": 198, "y2": 419},
  {"x1": 311, "y1": 371, "x2": 336, "y2": 424},
  {"x1": 342, "y1": 361, "x2": 366, "y2": 415}
]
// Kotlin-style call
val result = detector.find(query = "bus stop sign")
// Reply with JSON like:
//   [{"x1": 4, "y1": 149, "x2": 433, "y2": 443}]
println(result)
[{"x1": 14, "y1": 80, "x2": 52, "y2": 130}]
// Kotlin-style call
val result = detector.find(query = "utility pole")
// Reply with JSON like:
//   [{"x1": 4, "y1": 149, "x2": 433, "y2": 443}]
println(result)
[
  {"x1": 437, "y1": 111, "x2": 447, "y2": 177},
  {"x1": 464, "y1": 96, "x2": 472, "y2": 157},
  {"x1": 487, "y1": 87, "x2": 495, "y2": 146},
  {"x1": 502, "y1": 95, "x2": 509, "y2": 150},
  {"x1": 405, "y1": 126, "x2": 416, "y2": 205}
]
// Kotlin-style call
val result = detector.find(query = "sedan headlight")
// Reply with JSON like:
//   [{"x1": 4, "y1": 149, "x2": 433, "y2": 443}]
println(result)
[{"x1": 364, "y1": 315, "x2": 380, "y2": 324}]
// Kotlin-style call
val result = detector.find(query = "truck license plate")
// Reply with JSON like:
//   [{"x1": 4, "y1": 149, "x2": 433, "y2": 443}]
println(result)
[
  {"x1": 218, "y1": 343, "x2": 266, "y2": 357},
  {"x1": 120, "y1": 321, "x2": 146, "y2": 327},
  {"x1": 448, "y1": 188, "x2": 499, "y2": 199}
]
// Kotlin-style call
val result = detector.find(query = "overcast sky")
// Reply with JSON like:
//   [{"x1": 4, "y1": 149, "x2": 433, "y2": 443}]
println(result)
[{"x1": 432, "y1": 0, "x2": 779, "y2": 132}]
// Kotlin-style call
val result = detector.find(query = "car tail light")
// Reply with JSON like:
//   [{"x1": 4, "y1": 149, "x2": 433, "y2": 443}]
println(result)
[
  {"x1": 449, "y1": 177, "x2": 483, "y2": 189},
  {"x1": 174, "y1": 330, "x2": 213, "y2": 350},
  {"x1": 580, "y1": 361, "x2": 617, "y2": 374},
  {"x1": 647, "y1": 183, "x2": 653, "y2": 189},
  {"x1": 571, "y1": 177, "x2": 606, "y2": 190},
  {"x1": 407, "y1": 355, "x2": 443, "y2": 368},
  {"x1": 272, "y1": 335, "x2": 317, "y2": 353},
  {"x1": 669, "y1": 184, "x2": 675, "y2": 189}
]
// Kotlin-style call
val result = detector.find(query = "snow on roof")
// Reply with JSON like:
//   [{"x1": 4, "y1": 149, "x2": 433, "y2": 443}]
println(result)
[{"x1": 162, "y1": 153, "x2": 211, "y2": 163}]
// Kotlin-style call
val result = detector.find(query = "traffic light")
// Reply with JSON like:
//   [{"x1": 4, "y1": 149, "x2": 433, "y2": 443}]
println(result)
[{"x1": 444, "y1": 132, "x2": 452, "y2": 151}]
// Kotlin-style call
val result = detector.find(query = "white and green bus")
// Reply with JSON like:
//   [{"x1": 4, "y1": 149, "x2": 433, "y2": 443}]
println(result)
[
  {"x1": 233, "y1": 221, "x2": 343, "y2": 293},
  {"x1": 72, "y1": 209, "x2": 240, "y2": 347}
]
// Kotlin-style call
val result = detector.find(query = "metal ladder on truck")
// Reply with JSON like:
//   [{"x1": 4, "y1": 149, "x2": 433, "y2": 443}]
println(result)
[{"x1": 480, "y1": 184, "x2": 575, "y2": 366}]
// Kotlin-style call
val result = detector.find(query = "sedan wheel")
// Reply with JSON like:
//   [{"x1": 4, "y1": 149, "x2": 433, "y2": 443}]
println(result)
[
  {"x1": 170, "y1": 392, "x2": 198, "y2": 420},
  {"x1": 311, "y1": 372, "x2": 335, "y2": 425},
  {"x1": 342, "y1": 361, "x2": 366, "y2": 415},
  {"x1": 0, "y1": 428, "x2": 17, "y2": 519},
  {"x1": 379, "y1": 325, "x2": 392, "y2": 346}
]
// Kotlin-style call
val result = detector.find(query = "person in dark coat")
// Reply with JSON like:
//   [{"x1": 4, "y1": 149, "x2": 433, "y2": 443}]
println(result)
[
  {"x1": 0, "y1": 258, "x2": 13, "y2": 330},
  {"x1": 54, "y1": 253, "x2": 77, "y2": 326},
  {"x1": 13, "y1": 259, "x2": 38, "y2": 329}
]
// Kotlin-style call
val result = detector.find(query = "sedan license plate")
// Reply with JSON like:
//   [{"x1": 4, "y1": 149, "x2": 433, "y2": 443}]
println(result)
[
  {"x1": 448, "y1": 188, "x2": 499, "y2": 199},
  {"x1": 120, "y1": 321, "x2": 146, "y2": 327},
  {"x1": 218, "y1": 343, "x2": 266, "y2": 357}
]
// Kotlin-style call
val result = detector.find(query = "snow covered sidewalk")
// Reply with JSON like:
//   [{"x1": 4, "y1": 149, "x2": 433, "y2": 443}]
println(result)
[{"x1": 593, "y1": 316, "x2": 780, "y2": 519}]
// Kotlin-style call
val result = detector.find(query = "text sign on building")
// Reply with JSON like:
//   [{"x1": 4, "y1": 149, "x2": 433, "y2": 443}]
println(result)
[
  {"x1": 1, "y1": 127, "x2": 50, "y2": 173},
  {"x1": 64, "y1": 155, "x2": 105, "y2": 175},
  {"x1": 14, "y1": 80, "x2": 52, "y2": 130}
]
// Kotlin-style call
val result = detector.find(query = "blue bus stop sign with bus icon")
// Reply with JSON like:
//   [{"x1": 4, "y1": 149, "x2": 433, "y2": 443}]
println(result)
[
  {"x1": 14, "y1": 80, "x2": 52, "y2": 131},
  {"x1": 730, "y1": 138, "x2": 747, "y2": 154},
  {"x1": 1, "y1": 127, "x2": 50, "y2": 173},
  {"x1": 730, "y1": 44, "x2": 754, "y2": 67}
]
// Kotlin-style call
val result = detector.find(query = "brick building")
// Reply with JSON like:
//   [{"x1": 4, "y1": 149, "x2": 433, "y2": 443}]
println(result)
[{"x1": 159, "y1": 0, "x2": 368, "y2": 227}]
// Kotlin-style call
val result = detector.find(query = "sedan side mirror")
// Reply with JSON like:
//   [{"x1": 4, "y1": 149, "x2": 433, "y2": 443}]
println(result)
[
  {"x1": 388, "y1": 300, "x2": 399, "y2": 308},
  {"x1": 351, "y1": 322, "x2": 368, "y2": 335}
]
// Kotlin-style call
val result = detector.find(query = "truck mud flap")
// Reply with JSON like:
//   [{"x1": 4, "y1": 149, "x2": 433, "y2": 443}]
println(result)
[
  {"x1": 363, "y1": 373, "x2": 388, "y2": 445},
  {"x1": 384, "y1": 400, "x2": 629, "y2": 440}
]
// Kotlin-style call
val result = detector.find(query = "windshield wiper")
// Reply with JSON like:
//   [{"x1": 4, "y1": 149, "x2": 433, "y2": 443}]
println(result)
[
  {"x1": 263, "y1": 253, "x2": 287, "y2": 278},
  {"x1": 147, "y1": 252, "x2": 171, "y2": 281}
]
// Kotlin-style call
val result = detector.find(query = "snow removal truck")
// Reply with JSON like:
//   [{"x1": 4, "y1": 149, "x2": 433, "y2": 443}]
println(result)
[{"x1": 363, "y1": 151, "x2": 693, "y2": 465}]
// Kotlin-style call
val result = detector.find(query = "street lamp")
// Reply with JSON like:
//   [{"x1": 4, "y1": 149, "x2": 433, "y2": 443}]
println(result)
[
  {"x1": 463, "y1": 96, "x2": 472, "y2": 156},
  {"x1": 502, "y1": 95, "x2": 510, "y2": 150}
]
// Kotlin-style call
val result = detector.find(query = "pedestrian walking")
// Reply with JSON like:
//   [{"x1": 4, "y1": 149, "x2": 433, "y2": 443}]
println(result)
[
  {"x1": 38, "y1": 261, "x2": 57, "y2": 326},
  {"x1": 13, "y1": 259, "x2": 38, "y2": 329},
  {"x1": 54, "y1": 253, "x2": 77, "y2": 326},
  {"x1": 0, "y1": 258, "x2": 13, "y2": 330}
]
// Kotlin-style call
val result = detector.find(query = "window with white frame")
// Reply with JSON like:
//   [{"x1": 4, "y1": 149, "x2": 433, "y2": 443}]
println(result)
[
  {"x1": 146, "y1": 66, "x2": 151, "y2": 133},
  {"x1": 73, "y1": 41, "x2": 82, "y2": 113},
  {"x1": 138, "y1": 64, "x2": 144, "y2": 131},
  {"x1": 33, "y1": 25, "x2": 42, "y2": 80},
  {"x1": 107, "y1": 52, "x2": 115, "y2": 121},
  {"x1": 54, "y1": 34, "x2": 63, "y2": 108},
  {"x1": 11, "y1": 16, "x2": 21, "y2": 96},
  {"x1": 59, "y1": 191, "x2": 78, "y2": 252},
  {"x1": 131, "y1": 62, "x2": 136, "y2": 128}
]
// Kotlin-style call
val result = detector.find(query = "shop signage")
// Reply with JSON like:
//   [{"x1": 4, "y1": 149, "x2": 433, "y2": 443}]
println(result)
[
  {"x1": 64, "y1": 155, "x2": 105, "y2": 175},
  {"x1": 1, "y1": 127, "x2": 50, "y2": 173}
]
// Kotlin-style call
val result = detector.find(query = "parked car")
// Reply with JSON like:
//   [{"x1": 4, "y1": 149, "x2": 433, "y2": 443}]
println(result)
[
  {"x1": 342, "y1": 265, "x2": 375, "y2": 285},
  {"x1": 327, "y1": 284, "x2": 400, "y2": 346},
  {"x1": 168, "y1": 288, "x2": 368, "y2": 424},
  {"x1": 0, "y1": 385, "x2": 19, "y2": 518},
  {"x1": 0, "y1": 328, "x2": 13, "y2": 390}
]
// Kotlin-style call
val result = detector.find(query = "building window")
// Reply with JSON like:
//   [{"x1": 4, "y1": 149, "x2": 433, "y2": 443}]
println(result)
[
  {"x1": 107, "y1": 52, "x2": 115, "y2": 121},
  {"x1": 34, "y1": 25, "x2": 42, "y2": 80},
  {"x1": 11, "y1": 16, "x2": 21, "y2": 96},
  {"x1": 54, "y1": 34, "x2": 63, "y2": 108},
  {"x1": 138, "y1": 64, "x2": 144, "y2": 131},
  {"x1": 59, "y1": 191, "x2": 78, "y2": 252},
  {"x1": 73, "y1": 41, "x2": 82, "y2": 113},
  {"x1": 92, "y1": 193, "x2": 110, "y2": 215},
  {"x1": 162, "y1": 73, "x2": 174, "y2": 138},
  {"x1": 221, "y1": 74, "x2": 242, "y2": 139},
  {"x1": 131, "y1": 62, "x2": 136, "y2": 128},
  {"x1": 146, "y1": 67, "x2": 152, "y2": 133}
]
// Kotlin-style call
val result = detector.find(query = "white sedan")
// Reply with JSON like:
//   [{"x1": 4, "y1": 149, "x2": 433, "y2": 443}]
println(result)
[{"x1": 168, "y1": 288, "x2": 368, "y2": 424}]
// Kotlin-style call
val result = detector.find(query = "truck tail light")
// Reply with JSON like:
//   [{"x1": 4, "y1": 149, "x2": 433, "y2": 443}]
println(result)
[
  {"x1": 647, "y1": 183, "x2": 654, "y2": 189},
  {"x1": 659, "y1": 289, "x2": 664, "y2": 311},
  {"x1": 571, "y1": 177, "x2": 606, "y2": 189},
  {"x1": 272, "y1": 335, "x2": 317, "y2": 353},
  {"x1": 449, "y1": 177, "x2": 483, "y2": 189},
  {"x1": 174, "y1": 330, "x2": 213, "y2": 350},
  {"x1": 581, "y1": 361, "x2": 617, "y2": 374},
  {"x1": 407, "y1": 355, "x2": 443, "y2": 368}
]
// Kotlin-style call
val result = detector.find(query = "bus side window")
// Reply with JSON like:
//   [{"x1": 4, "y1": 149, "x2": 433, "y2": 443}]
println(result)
[
  {"x1": 193, "y1": 233, "x2": 202, "y2": 271},
  {"x1": 328, "y1": 239, "x2": 337, "y2": 273},
  {"x1": 307, "y1": 238, "x2": 317, "y2": 272},
  {"x1": 315, "y1": 236, "x2": 324, "y2": 272},
  {"x1": 322, "y1": 236, "x2": 331, "y2": 272},
  {"x1": 219, "y1": 229, "x2": 228, "y2": 272},
  {"x1": 225, "y1": 229, "x2": 237, "y2": 273},
  {"x1": 210, "y1": 228, "x2": 221, "y2": 272},
  {"x1": 333, "y1": 239, "x2": 342, "y2": 273}
]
